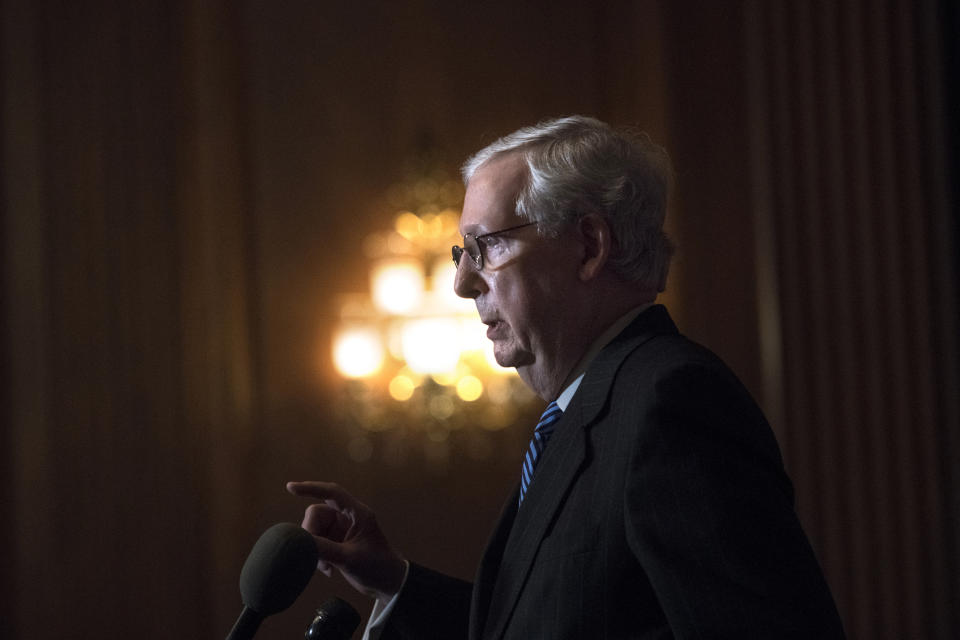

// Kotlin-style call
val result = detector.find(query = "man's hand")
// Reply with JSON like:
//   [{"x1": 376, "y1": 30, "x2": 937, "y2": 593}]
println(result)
[{"x1": 286, "y1": 481, "x2": 407, "y2": 604}]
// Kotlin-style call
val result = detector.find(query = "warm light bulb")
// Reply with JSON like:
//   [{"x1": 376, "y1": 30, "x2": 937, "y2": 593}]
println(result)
[
  {"x1": 388, "y1": 374, "x2": 416, "y2": 401},
  {"x1": 420, "y1": 213, "x2": 442, "y2": 238},
  {"x1": 371, "y1": 259, "x2": 425, "y2": 314},
  {"x1": 456, "y1": 376, "x2": 484, "y2": 401},
  {"x1": 394, "y1": 211, "x2": 422, "y2": 239},
  {"x1": 332, "y1": 328, "x2": 384, "y2": 379},
  {"x1": 401, "y1": 318, "x2": 460, "y2": 374}
]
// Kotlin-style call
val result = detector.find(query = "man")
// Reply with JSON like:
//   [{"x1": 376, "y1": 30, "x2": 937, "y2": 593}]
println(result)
[{"x1": 287, "y1": 116, "x2": 845, "y2": 638}]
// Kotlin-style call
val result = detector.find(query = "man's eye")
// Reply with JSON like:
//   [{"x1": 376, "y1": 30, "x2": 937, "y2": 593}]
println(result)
[{"x1": 481, "y1": 237, "x2": 506, "y2": 255}]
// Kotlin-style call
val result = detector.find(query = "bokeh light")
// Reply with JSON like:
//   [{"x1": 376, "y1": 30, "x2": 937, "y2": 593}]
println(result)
[
  {"x1": 371, "y1": 259, "x2": 424, "y2": 314},
  {"x1": 456, "y1": 375, "x2": 483, "y2": 401},
  {"x1": 332, "y1": 327, "x2": 384, "y2": 378},
  {"x1": 401, "y1": 318, "x2": 461, "y2": 373}
]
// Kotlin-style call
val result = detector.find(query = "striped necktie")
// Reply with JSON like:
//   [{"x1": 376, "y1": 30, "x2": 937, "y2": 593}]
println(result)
[{"x1": 519, "y1": 401, "x2": 563, "y2": 506}]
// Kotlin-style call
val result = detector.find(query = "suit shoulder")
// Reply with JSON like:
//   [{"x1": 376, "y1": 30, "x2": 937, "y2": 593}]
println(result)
[
  {"x1": 618, "y1": 331, "x2": 736, "y2": 383},
  {"x1": 612, "y1": 332, "x2": 771, "y2": 435}
]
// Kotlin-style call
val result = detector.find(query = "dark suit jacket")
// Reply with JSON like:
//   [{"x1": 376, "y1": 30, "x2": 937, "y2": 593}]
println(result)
[{"x1": 383, "y1": 306, "x2": 845, "y2": 639}]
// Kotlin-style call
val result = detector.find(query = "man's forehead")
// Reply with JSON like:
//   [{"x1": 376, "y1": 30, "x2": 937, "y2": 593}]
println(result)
[{"x1": 459, "y1": 153, "x2": 527, "y2": 235}]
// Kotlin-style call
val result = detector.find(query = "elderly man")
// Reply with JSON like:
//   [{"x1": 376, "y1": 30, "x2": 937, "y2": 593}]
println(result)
[{"x1": 288, "y1": 116, "x2": 845, "y2": 639}]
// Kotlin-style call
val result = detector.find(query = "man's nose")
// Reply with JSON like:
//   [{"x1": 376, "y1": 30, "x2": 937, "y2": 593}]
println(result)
[{"x1": 453, "y1": 257, "x2": 486, "y2": 299}]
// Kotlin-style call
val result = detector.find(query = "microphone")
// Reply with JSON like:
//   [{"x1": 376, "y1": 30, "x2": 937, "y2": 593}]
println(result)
[
  {"x1": 304, "y1": 597, "x2": 361, "y2": 639},
  {"x1": 226, "y1": 522, "x2": 320, "y2": 640}
]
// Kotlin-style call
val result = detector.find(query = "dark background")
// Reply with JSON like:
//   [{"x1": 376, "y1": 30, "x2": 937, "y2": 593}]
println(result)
[{"x1": 2, "y1": 1, "x2": 957, "y2": 638}]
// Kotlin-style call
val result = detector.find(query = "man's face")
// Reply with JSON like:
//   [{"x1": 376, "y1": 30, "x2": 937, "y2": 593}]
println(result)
[{"x1": 454, "y1": 153, "x2": 582, "y2": 397}]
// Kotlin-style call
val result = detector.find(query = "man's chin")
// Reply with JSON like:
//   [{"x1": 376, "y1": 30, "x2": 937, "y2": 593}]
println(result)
[{"x1": 493, "y1": 346, "x2": 534, "y2": 370}]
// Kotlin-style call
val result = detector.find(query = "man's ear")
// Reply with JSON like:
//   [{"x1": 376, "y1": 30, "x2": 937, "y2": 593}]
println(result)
[{"x1": 577, "y1": 213, "x2": 612, "y2": 281}]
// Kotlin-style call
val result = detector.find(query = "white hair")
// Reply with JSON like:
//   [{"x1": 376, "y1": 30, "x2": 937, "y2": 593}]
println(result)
[{"x1": 462, "y1": 116, "x2": 674, "y2": 291}]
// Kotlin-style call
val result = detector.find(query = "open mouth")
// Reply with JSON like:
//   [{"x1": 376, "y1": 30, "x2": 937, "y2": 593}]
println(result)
[{"x1": 485, "y1": 320, "x2": 504, "y2": 339}]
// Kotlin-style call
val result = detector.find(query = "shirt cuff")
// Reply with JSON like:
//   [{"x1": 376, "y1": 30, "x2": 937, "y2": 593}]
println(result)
[{"x1": 361, "y1": 560, "x2": 411, "y2": 640}]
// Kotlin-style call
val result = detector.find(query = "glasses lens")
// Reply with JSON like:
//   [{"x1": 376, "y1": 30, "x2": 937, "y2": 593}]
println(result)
[
  {"x1": 463, "y1": 235, "x2": 482, "y2": 269},
  {"x1": 452, "y1": 237, "x2": 483, "y2": 269}
]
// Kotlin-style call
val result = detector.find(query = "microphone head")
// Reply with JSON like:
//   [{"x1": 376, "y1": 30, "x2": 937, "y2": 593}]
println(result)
[
  {"x1": 239, "y1": 522, "x2": 319, "y2": 615},
  {"x1": 304, "y1": 597, "x2": 361, "y2": 639}
]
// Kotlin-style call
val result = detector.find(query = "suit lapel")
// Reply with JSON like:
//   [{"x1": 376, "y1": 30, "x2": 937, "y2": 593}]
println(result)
[
  {"x1": 477, "y1": 305, "x2": 679, "y2": 639},
  {"x1": 479, "y1": 398, "x2": 586, "y2": 640}
]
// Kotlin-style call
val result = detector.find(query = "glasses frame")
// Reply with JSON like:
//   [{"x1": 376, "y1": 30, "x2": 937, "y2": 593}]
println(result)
[{"x1": 451, "y1": 221, "x2": 538, "y2": 270}]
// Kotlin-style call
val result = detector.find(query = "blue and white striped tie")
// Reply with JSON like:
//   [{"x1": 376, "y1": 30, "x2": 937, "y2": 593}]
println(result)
[{"x1": 519, "y1": 401, "x2": 563, "y2": 506}]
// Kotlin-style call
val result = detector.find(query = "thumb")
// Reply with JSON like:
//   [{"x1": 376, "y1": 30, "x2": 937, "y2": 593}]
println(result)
[{"x1": 310, "y1": 532, "x2": 348, "y2": 567}]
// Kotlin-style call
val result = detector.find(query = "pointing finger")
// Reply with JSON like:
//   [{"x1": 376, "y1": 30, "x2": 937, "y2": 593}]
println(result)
[{"x1": 287, "y1": 481, "x2": 365, "y2": 513}]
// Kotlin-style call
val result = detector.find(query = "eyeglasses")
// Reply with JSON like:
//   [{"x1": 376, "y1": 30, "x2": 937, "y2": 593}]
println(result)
[{"x1": 451, "y1": 221, "x2": 538, "y2": 270}]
